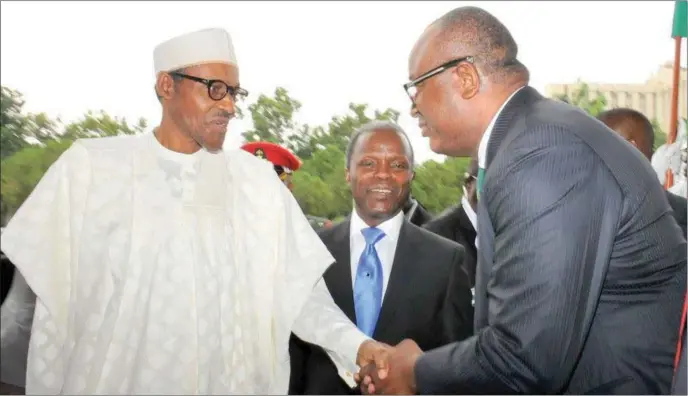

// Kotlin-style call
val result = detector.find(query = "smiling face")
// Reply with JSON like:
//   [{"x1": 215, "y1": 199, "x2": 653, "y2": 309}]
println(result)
[
  {"x1": 346, "y1": 128, "x2": 414, "y2": 226},
  {"x1": 157, "y1": 62, "x2": 239, "y2": 152}
]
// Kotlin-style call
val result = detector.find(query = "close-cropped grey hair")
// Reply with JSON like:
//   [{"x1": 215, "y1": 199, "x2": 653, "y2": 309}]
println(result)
[
  {"x1": 345, "y1": 120, "x2": 415, "y2": 169},
  {"x1": 434, "y1": 6, "x2": 530, "y2": 84}
]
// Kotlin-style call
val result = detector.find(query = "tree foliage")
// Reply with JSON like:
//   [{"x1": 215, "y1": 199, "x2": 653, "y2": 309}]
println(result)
[
  {"x1": 1, "y1": 86, "x2": 60, "y2": 159},
  {"x1": 0, "y1": 87, "x2": 151, "y2": 222},
  {"x1": 554, "y1": 80, "x2": 607, "y2": 117}
]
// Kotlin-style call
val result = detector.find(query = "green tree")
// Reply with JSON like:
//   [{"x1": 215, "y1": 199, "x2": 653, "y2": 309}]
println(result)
[
  {"x1": 241, "y1": 87, "x2": 301, "y2": 144},
  {"x1": 287, "y1": 103, "x2": 400, "y2": 160},
  {"x1": 307, "y1": 103, "x2": 400, "y2": 159},
  {"x1": 412, "y1": 156, "x2": 471, "y2": 214},
  {"x1": 555, "y1": 80, "x2": 607, "y2": 117},
  {"x1": 1, "y1": 139, "x2": 74, "y2": 222},
  {"x1": 1, "y1": 100, "x2": 148, "y2": 222},
  {"x1": 61, "y1": 110, "x2": 146, "y2": 140},
  {"x1": 241, "y1": 87, "x2": 401, "y2": 160},
  {"x1": 651, "y1": 118, "x2": 668, "y2": 151},
  {"x1": 293, "y1": 144, "x2": 350, "y2": 218},
  {"x1": 0, "y1": 86, "x2": 60, "y2": 159}
]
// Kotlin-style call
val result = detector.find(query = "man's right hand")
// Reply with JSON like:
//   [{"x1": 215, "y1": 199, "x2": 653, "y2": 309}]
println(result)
[
  {"x1": 356, "y1": 339, "x2": 423, "y2": 395},
  {"x1": 354, "y1": 340, "x2": 392, "y2": 385}
]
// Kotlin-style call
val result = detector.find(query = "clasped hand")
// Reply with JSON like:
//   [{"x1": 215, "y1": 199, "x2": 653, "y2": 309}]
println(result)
[{"x1": 355, "y1": 339, "x2": 423, "y2": 395}]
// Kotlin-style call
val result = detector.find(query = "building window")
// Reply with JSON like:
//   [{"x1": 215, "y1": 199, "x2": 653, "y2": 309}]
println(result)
[
  {"x1": 639, "y1": 93, "x2": 646, "y2": 113},
  {"x1": 626, "y1": 92, "x2": 633, "y2": 106}
]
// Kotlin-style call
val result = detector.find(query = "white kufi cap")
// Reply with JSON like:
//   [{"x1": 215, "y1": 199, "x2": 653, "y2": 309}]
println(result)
[{"x1": 153, "y1": 28, "x2": 238, "y2": 75}]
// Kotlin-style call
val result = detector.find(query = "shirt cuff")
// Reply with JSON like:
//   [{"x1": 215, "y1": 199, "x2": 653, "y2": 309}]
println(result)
[{"x1": 327, "y1": 330, "x2": 371, "y2": 387}]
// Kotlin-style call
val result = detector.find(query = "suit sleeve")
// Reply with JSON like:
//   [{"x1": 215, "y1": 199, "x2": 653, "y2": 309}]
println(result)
[
  {"x1": 414, "y1": 127, "x2": 619, "y2": 394},
  {"x1": 441, "y1": 245, "x2": 474, "y2": 344}
]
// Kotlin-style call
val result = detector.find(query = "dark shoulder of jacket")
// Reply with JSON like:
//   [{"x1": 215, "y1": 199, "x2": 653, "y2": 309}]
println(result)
[
  {"x1": 423, "y1": 204, "x2": 462, "y2": 230},
  {"x1": 412, "y1": 222, "x2": 466, "y2": 259},
  {"x1": 315, "y1": 220, "x2": 342, "y2": 242},
  {"x1": 666, "y1": 190, "x2": 687, "y2": 210}
]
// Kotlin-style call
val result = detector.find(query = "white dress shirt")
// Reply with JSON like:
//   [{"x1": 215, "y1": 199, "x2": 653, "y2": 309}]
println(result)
[
  {"x1": 460, "y1": 196, "x2": 478, "y2": 232},
  {"x1": 349, "y1": 209, "x2": 404, "y2": 300}
]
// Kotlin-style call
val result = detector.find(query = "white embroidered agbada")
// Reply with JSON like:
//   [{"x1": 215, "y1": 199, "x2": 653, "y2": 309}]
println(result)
[{"x1": 0, "y1": 28, "x2": 369, "y2": 395}]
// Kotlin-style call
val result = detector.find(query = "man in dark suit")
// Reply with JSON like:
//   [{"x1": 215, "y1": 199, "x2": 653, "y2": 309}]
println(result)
[
  {"x1": 289, "y1": 121, "x2": 474, "y2": 395},
  {"x1": 1, "y1": 250, "x2": 15, "y2": 305},
  {"x1": 359, "y1": 6, "x2": 687, "y2": 395},
  {"x1": 423, "y1": 156, "x2": 479, "y2": 287},
  {"x1": 597, "y1": 108, "x2": 687, "y2": 236}
]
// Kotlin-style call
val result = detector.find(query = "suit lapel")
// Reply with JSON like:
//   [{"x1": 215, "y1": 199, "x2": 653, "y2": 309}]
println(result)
[
  {"x1": 373, "y1": 220, "x2": 417, "y2": 339},
  {"x1": 485, "y1": 86, "x2": 543, "y2": 167},
  {"x1": 475, "y1": 86, "x2": 543, "y2": 330},
  {"x1": 323, "y1": 219, "x2": 356, "y2": 323}
]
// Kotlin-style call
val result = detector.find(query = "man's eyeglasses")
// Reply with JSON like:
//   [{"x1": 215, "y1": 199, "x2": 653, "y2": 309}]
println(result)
[
  {"x1": 403, "y1": 56, "x2": 474, "y2": 101},
  {"x1": 169, "y1": 72, "x2": 249, "y2": 102}
]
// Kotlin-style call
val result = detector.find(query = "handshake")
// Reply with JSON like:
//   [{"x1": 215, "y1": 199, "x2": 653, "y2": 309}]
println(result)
[{"x1": 354, "y1": 339, "x2": 424, "y2": 395}]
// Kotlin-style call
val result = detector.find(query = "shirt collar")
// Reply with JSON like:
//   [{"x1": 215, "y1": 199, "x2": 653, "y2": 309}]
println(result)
[
  {"x1": 350, "y1": 208, "x2": 404, "y2": 243},
  {"x1": 477, "y1": 86, "x2": 525, "y2": 168},
  {"x1": 460, "y1": 196, "x2": 478, "y2": 231}
]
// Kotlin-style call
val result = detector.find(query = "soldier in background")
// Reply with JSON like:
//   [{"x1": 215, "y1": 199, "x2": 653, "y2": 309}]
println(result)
[{"x1": 240, "y1": 141, "x2": 333, "y2": 230}]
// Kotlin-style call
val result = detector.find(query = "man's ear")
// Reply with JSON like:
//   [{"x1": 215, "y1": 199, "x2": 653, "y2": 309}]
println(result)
[
  {"x1": 345, "y1": 168, "x2": 351, "y2": 186},
  {"x1": 628, "y1": 138, "x2": 640, "y2": 150},
  {"x1": 410, "y1": 170, "x2": 416, "y2": 182},
  {"x1": 155, "y1": 72, "x2": 177, "y2": 101},
  {"x1": 453, "y1": 62, "x2": 480, "y2": 100}
]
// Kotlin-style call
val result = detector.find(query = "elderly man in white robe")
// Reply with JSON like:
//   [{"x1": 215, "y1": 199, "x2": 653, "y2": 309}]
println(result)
[{"x1": 0, "y1": 28, "x2": 389, "y2": 395}]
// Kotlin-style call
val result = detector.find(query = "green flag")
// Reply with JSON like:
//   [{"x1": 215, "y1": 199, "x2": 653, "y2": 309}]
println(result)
[{"x1": 672, "y1": 0, "x2": 687, "y2": 38}]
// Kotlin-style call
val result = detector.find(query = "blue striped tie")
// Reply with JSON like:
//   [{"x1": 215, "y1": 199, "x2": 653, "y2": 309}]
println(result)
[{"x1": 353, "y1": 227, "x2": 385, "y2": 337}]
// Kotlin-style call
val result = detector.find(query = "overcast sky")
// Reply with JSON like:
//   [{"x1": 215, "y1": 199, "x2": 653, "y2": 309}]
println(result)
[{"x1": 1, "y1": 1, "x2": 683, "y2": 162}]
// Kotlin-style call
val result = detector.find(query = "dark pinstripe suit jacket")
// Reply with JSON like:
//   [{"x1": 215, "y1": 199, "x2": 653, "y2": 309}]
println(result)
[{"x1": 414, "y1": 87, "x2": 687, "y2": 394}]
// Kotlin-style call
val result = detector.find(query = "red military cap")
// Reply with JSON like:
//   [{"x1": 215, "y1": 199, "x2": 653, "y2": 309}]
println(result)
[{"x1": 240, "y1": 141, "x2": 301, "y2": 172}]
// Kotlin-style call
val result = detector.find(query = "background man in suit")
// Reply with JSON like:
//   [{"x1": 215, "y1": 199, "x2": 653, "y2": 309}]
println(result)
[
  {"x1": 359, "y1": 6, "x2": 687, "y2": 395},
  {"x1": 401, "y1": 195, "x2": 433, "y2": 227},
  {"x1": 289, "y1": 121, "x2": 474, "y2": 394},
  {"x1": 423, "y1": 156, "x2": 479, "y2": 287},
  {"x1": 597, "y1": 108, "x2": 687, "y2": 236}
]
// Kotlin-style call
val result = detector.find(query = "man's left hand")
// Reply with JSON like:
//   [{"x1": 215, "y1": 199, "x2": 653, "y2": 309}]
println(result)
[{"x1": 358, "y1": 339, "x2": 423, "y2": 395}]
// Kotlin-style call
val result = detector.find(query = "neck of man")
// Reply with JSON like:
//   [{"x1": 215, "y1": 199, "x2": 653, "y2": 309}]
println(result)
[
  {"x1": 476, "y1": 79, "x2": 527, "y2": 136},
  {"x1": 357, "y1": 207, "x2": 401, "y2": 228},
  {"x1": 155, "y1": 116, "x2": 202, "y2": 155}
]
